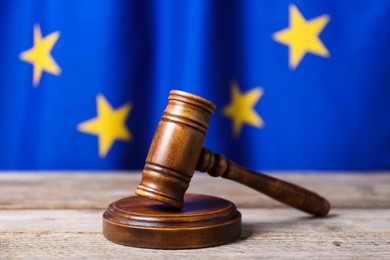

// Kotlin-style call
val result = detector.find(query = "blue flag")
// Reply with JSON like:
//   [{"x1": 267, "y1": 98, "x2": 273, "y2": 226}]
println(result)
[{"x1": 0, "y1": 0, "x2": 389, "y2": 170}]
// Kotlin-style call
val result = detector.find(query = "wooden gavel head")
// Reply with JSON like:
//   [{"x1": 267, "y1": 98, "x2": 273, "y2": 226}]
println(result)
[{"x1": 135, "y1": 90, "x2": 216, "y2": 208}]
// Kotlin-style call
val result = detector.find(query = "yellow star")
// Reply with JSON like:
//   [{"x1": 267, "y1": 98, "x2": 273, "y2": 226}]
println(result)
[
  {"x1": 222, "y1": 82, "x2": 264, "y2": 137},
  {"x1": 77, "y1": 94, "x2": 132, "y2": 158},
  {"x1": 272, "y1": 4, "x2": 330, "y2": 69},
  {"x1": 19, "y1": 23, "x2": 61, "y2": 87}
]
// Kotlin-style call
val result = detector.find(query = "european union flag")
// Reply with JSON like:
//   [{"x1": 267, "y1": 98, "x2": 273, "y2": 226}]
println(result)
[{"x1": 0, "y1": 1, "x2": 389, "y2": 170}]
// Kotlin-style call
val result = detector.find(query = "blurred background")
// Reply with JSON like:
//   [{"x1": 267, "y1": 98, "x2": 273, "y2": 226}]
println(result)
[{"x1": 0, "y1": 0, "x2": 389, "y2": 171}]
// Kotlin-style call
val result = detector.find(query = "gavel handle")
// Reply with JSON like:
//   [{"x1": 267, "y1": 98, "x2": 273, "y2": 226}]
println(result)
[{"x1": 197, "y1": 148, "x2": 330, "y2": 217}]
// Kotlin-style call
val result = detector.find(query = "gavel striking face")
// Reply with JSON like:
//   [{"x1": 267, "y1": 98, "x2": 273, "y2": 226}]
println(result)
[{"x1": 135, "y1": 90, "x2": 330, "y2": 217}]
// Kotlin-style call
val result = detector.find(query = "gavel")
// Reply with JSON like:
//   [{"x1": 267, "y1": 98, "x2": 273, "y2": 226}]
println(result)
[{"x1": 135, "y1": 90, "x2": 330, "y2": 217}]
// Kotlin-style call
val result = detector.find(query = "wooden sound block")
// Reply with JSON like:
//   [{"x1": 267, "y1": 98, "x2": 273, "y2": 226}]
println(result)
[{"x1": 103, "y1": 194, "x2": 241, "y2": 249}]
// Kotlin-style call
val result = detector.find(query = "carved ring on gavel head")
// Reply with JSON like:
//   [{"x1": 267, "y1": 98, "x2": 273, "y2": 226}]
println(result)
[{"x1": 135, "y1": 90, "x2": 330, "y2": 217}]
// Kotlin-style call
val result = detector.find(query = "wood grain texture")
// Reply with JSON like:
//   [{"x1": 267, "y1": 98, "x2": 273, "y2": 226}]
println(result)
[
  {"x1": 1, "y1": 209, "x2": 389, "y2": 258},
  {"x1": 0, "y1": 172, "x2": 389, "y2": 258},
  {"x1": 0, "y1": 172, "x2": 389, "y2": 209}
]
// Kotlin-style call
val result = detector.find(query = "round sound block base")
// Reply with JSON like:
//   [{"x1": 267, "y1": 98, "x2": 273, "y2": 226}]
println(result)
[{"x1": 103, "y1": 194, "x2": 241, "y2": 249}]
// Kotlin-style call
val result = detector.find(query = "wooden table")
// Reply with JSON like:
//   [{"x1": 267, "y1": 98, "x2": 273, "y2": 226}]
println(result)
[{"x1": 1, "y1": 172, "x2": 389, "y2": 258}]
